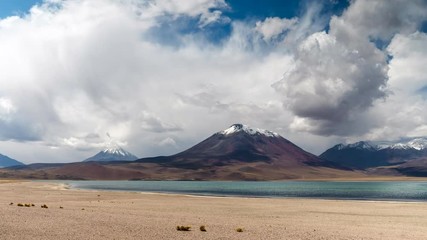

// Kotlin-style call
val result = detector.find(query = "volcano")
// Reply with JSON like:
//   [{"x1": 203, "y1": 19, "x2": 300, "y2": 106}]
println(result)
[
  {"x1": 141, "y1": 124, "x2": 329, "y2": 168},
  {"x1": 84, "y1": 143, "x2": 138, "y2": 162},
  {"x1": 134, "y1": 124, "x2": 353, "y2": 180}
]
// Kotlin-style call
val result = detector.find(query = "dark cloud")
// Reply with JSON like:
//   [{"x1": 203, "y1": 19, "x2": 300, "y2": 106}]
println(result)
[{"x1": 273, "y1": 0, "x2": 427, "y2": 136}]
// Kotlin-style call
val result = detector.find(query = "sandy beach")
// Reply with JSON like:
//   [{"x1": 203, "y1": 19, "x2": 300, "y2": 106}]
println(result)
[{"x1": 1, "y1": 181, "x2": 427, "y2": 240}]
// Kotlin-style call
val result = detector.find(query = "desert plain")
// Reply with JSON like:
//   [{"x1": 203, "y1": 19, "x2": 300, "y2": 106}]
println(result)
[{"x1": 1, "y1": 180, "x2": 427, "y2": 240}]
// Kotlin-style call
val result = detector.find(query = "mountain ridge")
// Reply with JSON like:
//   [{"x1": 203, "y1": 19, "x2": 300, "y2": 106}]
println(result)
[
  {"x1": 320, "y1": 138, "x2": 427, "y2": 171},
  {"x1": 0, "y1": 153, "x2": 24, "y2": 168}
]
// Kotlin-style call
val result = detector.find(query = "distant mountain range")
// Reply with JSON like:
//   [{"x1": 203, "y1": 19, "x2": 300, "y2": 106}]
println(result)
[
  {"x1": 2, "y1": 125, "x2": 427, "y2": 180},
  {"x1": 84, "y1": 143, "x2": 138, "y2": 162},
  {"x1": 319, "y1": 138, "x2": 427, "y2": 176},
  {"x1": 0, "y1": 153, "x2": 24, "y2": 168},
  {"x1": 0, "y1": 124, "x2": 360, "y2": 180}
]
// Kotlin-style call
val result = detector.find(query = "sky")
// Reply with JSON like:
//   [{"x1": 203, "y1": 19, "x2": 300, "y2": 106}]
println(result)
[{"x1": 0, "y1": 0, "x2": 427, "y2": 164}]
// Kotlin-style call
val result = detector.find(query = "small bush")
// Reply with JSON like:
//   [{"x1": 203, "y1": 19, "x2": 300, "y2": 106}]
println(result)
[
  {"x1": 60, "y1": 206, "x2": 63, "y2": 209},
  {"x1": 199, "y1": 225, "x2": 206, "y2": 232},
  {"x1": 176, "y1": 226, "x2": 191, "y2": 231},
  {"x1": 31, "y1": 204, "x2": 35, "y2": 207},
  {"x1": 17, "y1": 203, "x2": 24, "y2": 207},
  {"x1": 9, "y1": 202, "x2": 13, "y2": 205},
  {"x1": 236, "y1": 228, "x2": 243, "y2": 232},
  {"x1": 41, "y1": 204, "x2": 48, "y2": 209},
  {"x1": 24, "y1": 203, "x2": 31, "y2": 207}
]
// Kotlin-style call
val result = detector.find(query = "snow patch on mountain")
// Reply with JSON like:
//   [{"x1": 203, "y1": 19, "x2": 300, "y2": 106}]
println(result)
[
  {"x1": 220, "y1": 124, "x2": 280, "y2": 137},
  {"x1": 336, "y1": 141, "x2": 377, "y2": 151},
  {"x1": 338, "y1": 138, "x2": 427, "y2": 151},
  {"x1": 84, "y1": 142, "x2": 138, "y2": 162},
  {"x1": 102, "y1": 142, "x2": 133, "y2": 156},
  {"x1": 376, "y1": 138, "x2": 427, "y2": 150}
]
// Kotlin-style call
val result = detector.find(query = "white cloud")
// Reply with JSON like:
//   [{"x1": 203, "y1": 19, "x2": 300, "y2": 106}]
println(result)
[
  {"x1": 139, "y1": 111, "x2": 182, "y2": 133},
  {"x1": 283, "y1": 2, "x2": 328, "y2": 46},
  {"x1": 0, "y1": 98, "x2": 16, "y2": 122},
  {"x1": 360, "y1": 32, "x2": 427, "y2": 141},
  {"x1": 158, "y1": 137, "x2": 177, "y2": 147},
  {"x1": 141, "y1": 0, "x2": 228, "y2": 27},
  {"x1": 255, "y1": 17, "x2": 298, "y2": 41},
  {"x1": 331, "y1": 0, "x2": 427, "y2": 41},
  {"x1": 387, "y1": 32, "x2": 427, "y2": 94}
]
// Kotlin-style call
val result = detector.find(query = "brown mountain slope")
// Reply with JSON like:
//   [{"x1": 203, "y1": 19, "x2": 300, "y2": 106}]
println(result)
[{"x1": 138, "y1": 124, "x2": 346, "y2": 169}]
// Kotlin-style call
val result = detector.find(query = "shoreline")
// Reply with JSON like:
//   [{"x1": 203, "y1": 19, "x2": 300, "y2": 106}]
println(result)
[
  {"x1": 29, "y1": 175, "x2": 427, "y2": 182},
  {"x1": 1, "y1": 181, "x2": 427, "y2": 239},
  {"x1": 43, "y1": 179, "x2": 427, "y2": 203},
  {"x1": 70, "y1": 186, "x2": 427, "y2": 204}
]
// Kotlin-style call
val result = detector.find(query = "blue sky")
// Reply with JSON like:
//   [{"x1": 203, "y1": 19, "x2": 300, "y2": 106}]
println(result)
[
  {"x1": 0, "y1": 0, "x2": 351, "y2": 41},
  {"x1": 0, "y1": 0, "x2": 426, "y2": 163},
  {"x1": 0, "y1": 0, "x2": 347, "y2": 19},
  {"x1": 0, "y1": 0, "x2": 41, "y2": 18}
]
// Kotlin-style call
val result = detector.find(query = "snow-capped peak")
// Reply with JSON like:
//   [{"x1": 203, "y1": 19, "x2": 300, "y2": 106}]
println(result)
[
  {"x1": 405, "y1": 138, "x2": 427, "y2": 150},
  {"x1": 377, "y1": 138, "x2": 427, "y2": 150},
  {"x1": 84, "y1": 141, "x2": 138, "y2": 162},
  {"x1": 220, "y1": 124, "x2": 280, "y2": 138},
  {"x1": 336, "y1": 141, "x2": 377, "y2": 151},
  {"x1": 337, "y1": 138, "x2": 427, "y2": 151},
  {"x1": 102, "y1": 146, "x2": 127, "y2": 156},
  {"x1": 102, "y1": 142, "x2": 133, "y2": 156}
]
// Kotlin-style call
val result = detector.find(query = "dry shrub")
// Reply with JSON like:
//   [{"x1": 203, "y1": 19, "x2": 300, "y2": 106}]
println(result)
[
  {"x1": 200, "y1": 225, "x2": 206, "y2": 232},
  {"x1": 176, "y1": 226, "x2": 191, "y2": 231},
  {"x1": 236, "y1": 228, "x2": 243, "y2": 232}
]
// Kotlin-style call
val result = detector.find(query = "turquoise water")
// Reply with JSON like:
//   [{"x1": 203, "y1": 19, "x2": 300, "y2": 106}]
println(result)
[{"x1": 60, "y1": 181, "x2": 427, "y2": 201}]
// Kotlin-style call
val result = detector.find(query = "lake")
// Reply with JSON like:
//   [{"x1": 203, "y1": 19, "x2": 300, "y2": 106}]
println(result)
[{"x1": 59, "y1": 180, "x2": 427, "y2": 202}]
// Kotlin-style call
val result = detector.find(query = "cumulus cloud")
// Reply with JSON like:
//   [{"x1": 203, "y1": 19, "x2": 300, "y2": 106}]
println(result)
[
  {"x1": 387, "y1": 32, "x2": 427, "y2": 94},
  {"x1": 225, "y1": 2, "x2": 327, "y2": 53},
  {"x1": 273, "y1": 0, "x2": 427, "y2": 136},
  {"x1": 255, "y1": 17, "x2": 298, "y2": 41},
  {"x1": 331, "y1": 0, "x2": 427, "y2": 41},
  {"x1": 360, "y1": 31, "x2": 427, "y2": 141},
  {"x1": 144, "y1": 0, "x2": 228, "y2": 23}
]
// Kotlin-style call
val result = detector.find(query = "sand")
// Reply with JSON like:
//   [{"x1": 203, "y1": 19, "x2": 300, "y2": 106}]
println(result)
[{"x1": 0, "y1": 181, "x2": 427, "y2": 240}]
